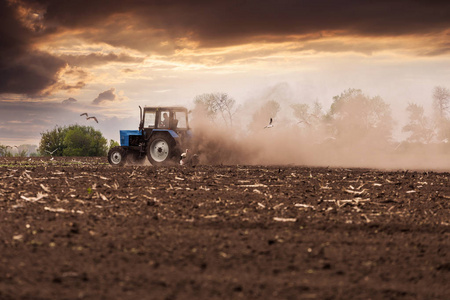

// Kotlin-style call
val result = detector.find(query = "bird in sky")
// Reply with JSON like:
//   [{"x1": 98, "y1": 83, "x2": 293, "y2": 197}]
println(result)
[
  {"x1": 87, "y1": 116, "x2": 98, "y2": 123},
  {"x1": 80, "y1": 113, "x2": 99, "y2": 123},
  {"x1": 264, "y1": 118, "x2": 273, "y2": 129}
]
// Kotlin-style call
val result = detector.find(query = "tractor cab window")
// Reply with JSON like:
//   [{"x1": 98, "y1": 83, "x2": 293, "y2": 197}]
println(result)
[
  {"x1": 160, "y1": 111, "x2": 170, "y2": 128},
  {"x1": 144, "y1": 111, "x2": 156, "y2": 128},
  {"x1": 173, "y1": 111, "x2": 187, "y2": 129}
]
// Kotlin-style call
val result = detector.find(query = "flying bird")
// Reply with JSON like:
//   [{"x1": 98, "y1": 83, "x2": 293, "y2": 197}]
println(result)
[
  {"x1": 45, "y1": 148, "x2": 58, "y2": 156},
  {"x1": 264, "y1": 118, "x2": 273, "y2": 129},
  {"x1": 80, "y1": 113, "x2": 99, "y2": 123},
  {"x1": 87, "y1": 116, "x2": 98, "y2": 123}
]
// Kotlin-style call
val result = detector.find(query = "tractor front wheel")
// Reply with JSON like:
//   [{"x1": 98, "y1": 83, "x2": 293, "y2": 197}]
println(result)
[
  {"x1": 147, "y1": 134, "x2": 176, "y2": 166},
  {"x1": 108, "y1": 146, "x2": 127, "y2": 166}
]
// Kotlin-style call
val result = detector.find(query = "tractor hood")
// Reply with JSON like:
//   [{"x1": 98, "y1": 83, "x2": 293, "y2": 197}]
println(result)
[{"x1": 120, "y1": 130, "x2": 142, "y2": 146}]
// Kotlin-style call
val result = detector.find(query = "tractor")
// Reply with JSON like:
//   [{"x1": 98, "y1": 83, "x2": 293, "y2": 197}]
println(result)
[{"x1": 108, "y1": 106, "x2": 193, "y2": 166}]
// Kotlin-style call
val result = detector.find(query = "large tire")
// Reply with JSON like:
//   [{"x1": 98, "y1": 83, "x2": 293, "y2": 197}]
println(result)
[
  {"x1": 108, "y1": 146, "x2": 127, "y2": 166},
  {"x1": 147, "y1": 134, "x2": 177, "y2": 166}
]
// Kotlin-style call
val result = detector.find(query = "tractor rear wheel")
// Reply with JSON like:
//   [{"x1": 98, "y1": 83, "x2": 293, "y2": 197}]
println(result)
[
  {"x1": 108, "y1": 146, "x2": 127, "y2": 166},
  {"x1": 147, "y1": 134, "x2": 176, "y2": 166}
]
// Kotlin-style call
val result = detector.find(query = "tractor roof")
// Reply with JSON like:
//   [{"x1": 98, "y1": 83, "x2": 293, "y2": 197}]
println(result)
[{"x1": 144, "y1": 106, "x2": 188, "y2": 111}]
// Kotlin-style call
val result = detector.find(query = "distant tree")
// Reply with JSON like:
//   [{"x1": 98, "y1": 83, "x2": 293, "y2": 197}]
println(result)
[
  {"x1": 14, "y1": 149, "x2": 28, "y2": 157},
  {"x1": 432, "y1": 86, "x2": 450, "y2": 141},
  {"x1": 39, "y1": 125, "x2": 107, "y2": 157},
  {"x1": 433, "y1": 86, "x2": 450, "y2": 120},
  {"x1": 328, "y1": 89, "x2": 394, "y2": 144},
  {"x1": 291, "y1": 103, "x2": 310, "y2": 125},
  {"x1": 0, "y1": 144, "x2": 37, "y2": 157},
  {"x1": 0, "y1": 145, "x2": 13, "y2": 157},
  {"x1": 109, "y1": 139, "x2": 120, "y2": 151},
  {"x1": 311, "y1": 100, "x2": 323, "y2": 119},
  {"x1": 63, "y1": 125, "x2": 107, "y2": 156},
  {"x1": 0, "y1": 145, "x2": 6, "y2": 157},
  {"x1": 14, "y1": 144, "x2": 38, "y2": 157},
  {"x1": 193, "y1": 92, "x2": 237, "y2": 127},
  {"x1": 39, "y1": 126, "x2": 66, "y2": 156},
  {"x1": 291, "y1": 100, "x2": 324, "y2": 127},
  {"x1": 402, "y1": 103, "x2": 434, "y2": 143},
  {"x1": 248, "y1": 100, "x2": 280, "y2": 131}
]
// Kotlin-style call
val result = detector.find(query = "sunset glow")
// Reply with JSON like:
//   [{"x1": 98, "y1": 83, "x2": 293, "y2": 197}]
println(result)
[{"x1": 1, "y1": 0, "x2": 449, "y2": 145}]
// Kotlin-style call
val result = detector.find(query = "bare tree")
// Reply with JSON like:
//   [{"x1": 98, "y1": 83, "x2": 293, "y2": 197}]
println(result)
[
  {"x1": 194, "y1": 93, "x2": 237, "y2": 127},
  {"x1": 311, "y1": 100, "x2": 323, "y2": 119},
  {"x1": 433, "y1": 86, "x2": 450, "y2": 119},
  {"x1": 291, "y1": 103, "x2": 310, "y2": 125},
  {"x1": 402, "y1": 103, "x2": 434, "y2": 143},
  {"x1": 432, "y1": 86, "x2": 450, "y2": 141},
  {"x1": 291, "y1": 99, "x2": 324, "y2": 127}
]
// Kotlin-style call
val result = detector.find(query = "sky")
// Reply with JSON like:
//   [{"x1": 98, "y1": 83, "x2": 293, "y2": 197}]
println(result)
[{"x1": 0, "y1": 0, "x2": 449, "y2": 146}]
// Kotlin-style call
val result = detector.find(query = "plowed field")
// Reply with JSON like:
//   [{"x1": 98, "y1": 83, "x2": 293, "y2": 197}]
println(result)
[{"x1": 0, "y1": 157, "x2": 449, "y2": 299}]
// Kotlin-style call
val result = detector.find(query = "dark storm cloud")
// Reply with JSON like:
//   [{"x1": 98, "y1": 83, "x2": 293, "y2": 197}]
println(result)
[
  {"x1": 2, "y1": 0, "x2": 449, "y2": 96},
  {"x1": 0, "y1": 1, "x2": 138, "y2": 96},
  {"x1": 0, "y1": 0, "x2": 66, "y2": 95},
  {"x1": 0, "y1": 51, "x2": 67, "y2": 95},
  {"x1": 35, "y1": 0, "x2": 450, "y2": 48},
  {"x1": 59, "y1": 53, "x2": 145, "y2": 67},
  {"x1": 92, "y1": 88, "x2": 120, "y2": 105}
]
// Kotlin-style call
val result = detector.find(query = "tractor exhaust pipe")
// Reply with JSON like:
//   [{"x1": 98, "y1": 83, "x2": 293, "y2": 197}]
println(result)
[{"x1": 139, "y1": 106, "x2": 143, "y2": 132}]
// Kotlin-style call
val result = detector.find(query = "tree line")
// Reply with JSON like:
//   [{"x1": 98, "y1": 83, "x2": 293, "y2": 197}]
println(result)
[
  {"x1": 0, "y1": 144, "x2": 38, "y2": 157},
  {"x1": 0, "y1": 125, "x2": 118, "y2": 157},
  {"x1": 194, "y1": 86, "x2": 450, "y2": 146}
]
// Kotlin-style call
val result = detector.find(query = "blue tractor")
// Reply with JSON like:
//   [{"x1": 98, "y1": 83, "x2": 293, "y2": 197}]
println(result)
[{"x1": 108, "y1": 106, "x2": 193, "y2": 166}]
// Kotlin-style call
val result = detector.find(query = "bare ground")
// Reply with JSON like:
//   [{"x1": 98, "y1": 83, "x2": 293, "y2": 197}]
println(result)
[{"x1": 0, "y1": 157, "x2": 449, "y2": 299}]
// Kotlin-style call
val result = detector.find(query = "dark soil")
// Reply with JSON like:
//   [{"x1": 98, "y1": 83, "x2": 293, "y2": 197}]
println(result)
[{"x1": 0, "y1": 157, "x2": 449, "y2": 299}]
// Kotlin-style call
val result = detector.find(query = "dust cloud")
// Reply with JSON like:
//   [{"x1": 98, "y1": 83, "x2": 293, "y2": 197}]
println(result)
[{"x1": 188, "y1": 90, "x2": 450, "y2": 171}]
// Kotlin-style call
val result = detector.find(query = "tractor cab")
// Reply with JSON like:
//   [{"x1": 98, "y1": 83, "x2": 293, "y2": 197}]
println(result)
[{"x1": 142, "y1": 107, "x2": 189, "y2": 132}]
